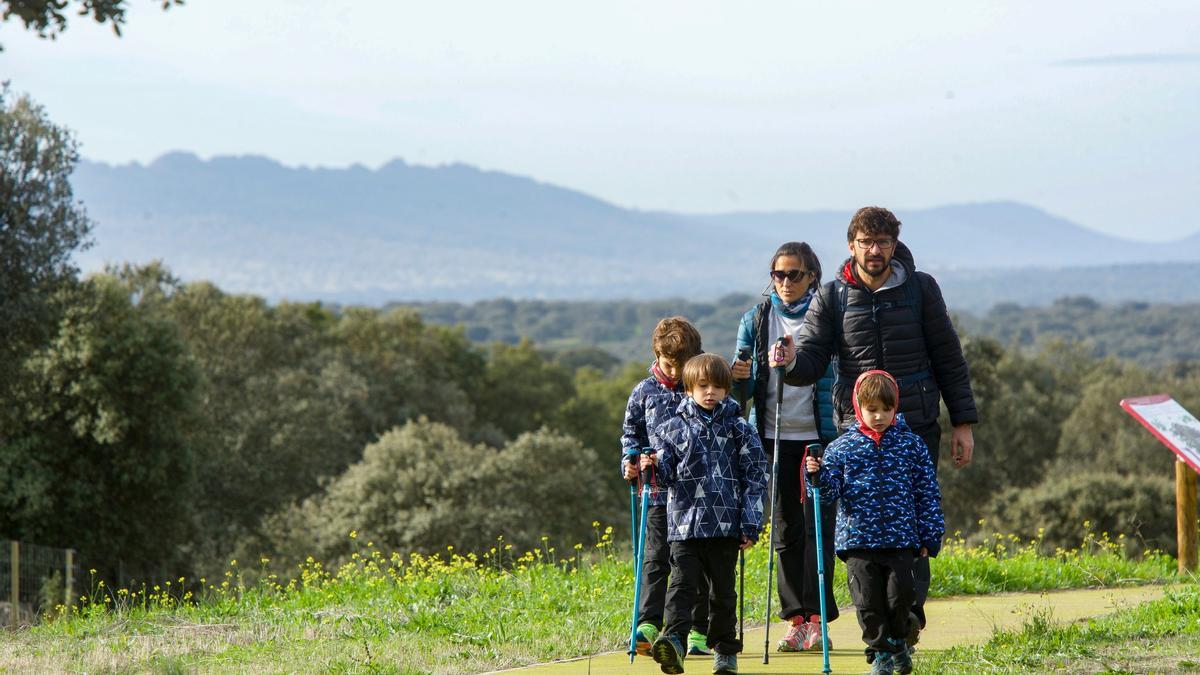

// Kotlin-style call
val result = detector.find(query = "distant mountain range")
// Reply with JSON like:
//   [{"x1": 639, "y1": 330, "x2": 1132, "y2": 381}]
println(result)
[{"x1": 70, "y1": 152, "x2": 1200, "y2": 309}]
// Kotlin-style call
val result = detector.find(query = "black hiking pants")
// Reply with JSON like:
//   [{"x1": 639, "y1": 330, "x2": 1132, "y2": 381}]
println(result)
[
  {"x1": 845, "y1": 549, "x2": 916, "y2": 653},
  {"x1": 763, "y1": 438, "x2": 839, "y2": 623},
  {"x1": 663, "y1": 537, "x2": 742, "y2": 656},
  {"x1": 638, "y1": 505, "x2": 709, "y2": 633},
  {"x1": 911, "y1": 422, "x2": 942, "y2": 628}
]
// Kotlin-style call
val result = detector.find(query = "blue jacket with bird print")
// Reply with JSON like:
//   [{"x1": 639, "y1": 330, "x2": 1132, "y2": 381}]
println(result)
[
  {"x1": 811, "y1": 370, "x2": 945, "y2": 559},
  {"x1": 652, "y1": 397, "x2": 768, "y2": 543}
]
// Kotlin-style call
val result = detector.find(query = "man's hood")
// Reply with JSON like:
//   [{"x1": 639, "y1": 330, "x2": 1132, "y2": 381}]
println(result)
[{"x1": 851, "y1": 369, "x2": 900, "y2": 445}]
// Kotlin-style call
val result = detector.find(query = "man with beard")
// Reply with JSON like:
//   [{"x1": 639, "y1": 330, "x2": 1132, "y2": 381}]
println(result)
[{"x1": 773, "y1": 205, "x2": 977, "y2": 646}]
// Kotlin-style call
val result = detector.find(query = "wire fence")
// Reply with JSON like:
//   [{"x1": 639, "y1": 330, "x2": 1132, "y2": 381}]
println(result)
[{"x1": 0, "y1": 540, "x2": 82, "y2": 628}]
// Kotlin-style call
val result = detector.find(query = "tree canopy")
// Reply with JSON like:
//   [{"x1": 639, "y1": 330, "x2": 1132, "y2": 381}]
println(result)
[{"x1": 1, "y1": 0, "x2": 182, "y2": 48}]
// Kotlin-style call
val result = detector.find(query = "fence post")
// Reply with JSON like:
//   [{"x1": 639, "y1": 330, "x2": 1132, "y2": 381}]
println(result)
[
  {"x1": 9, "y1": 541, "x2": 18, "y2": 628},
  {"x1": 1178, "y1": 459, "x2": 1199, "y2": 574},
  {"x1": 65, "y1": 549, "x2": 75, "y2": 609}
]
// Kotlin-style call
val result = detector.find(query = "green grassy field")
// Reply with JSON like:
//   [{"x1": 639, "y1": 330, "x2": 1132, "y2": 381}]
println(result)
[
  {"x1": 922, "y1": 583, "x2": 1200, "y2": 673},
  {"x1": 0, "y1": 524, "x2": 1186, "y2": 674}
]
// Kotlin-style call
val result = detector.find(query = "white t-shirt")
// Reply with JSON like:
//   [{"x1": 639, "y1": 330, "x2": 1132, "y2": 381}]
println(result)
[{"x1": 763, "y1": 309, "x2": 819, "y2": 441}]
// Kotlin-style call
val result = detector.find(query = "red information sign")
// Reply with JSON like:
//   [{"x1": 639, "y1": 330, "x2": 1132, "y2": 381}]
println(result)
[{"x1": 1120, "y1": 394, "x2": 1200, "y2": 474}]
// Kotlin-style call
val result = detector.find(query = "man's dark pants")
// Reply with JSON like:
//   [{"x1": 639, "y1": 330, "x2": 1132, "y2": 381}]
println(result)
[
  {"x1": 764, "y1": 438, "x2": 840, "y2": 623},
  {"x1": 910, "y1": 422, "x2": 941, "y2": 628},
  {"x1": 638, "y1": 505, "x2": 710, "y2": 633},
  {"x1": 845, "y1": 549, "x2": 916, "y2": 653},
  {"x1": 663, "y1": 537, "x2": 742, "y2": 655}
]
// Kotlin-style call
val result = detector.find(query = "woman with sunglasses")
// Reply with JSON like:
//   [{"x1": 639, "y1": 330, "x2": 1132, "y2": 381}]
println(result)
[{"x1": 731, "y1": 241, "x2": 839, "y2": 653}]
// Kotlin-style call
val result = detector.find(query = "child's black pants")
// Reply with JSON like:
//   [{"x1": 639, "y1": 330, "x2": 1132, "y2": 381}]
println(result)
[
  {"x1": 845, "y1": 549, "x2": 916, "y2": 653},
  {"x1": 663, "y1": 537, "x2": 741, "y2": 655},
  {"x1": 638, "y1": 505, "x2": 710, "y2": 632}
]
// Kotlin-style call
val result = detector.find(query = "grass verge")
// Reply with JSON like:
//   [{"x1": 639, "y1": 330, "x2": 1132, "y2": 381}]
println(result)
[
  {"x1": 920, "y1": 581, "x2": 1200, "y2": 673},
  {"x1": 0, "y1": 524, "x2": 1182, "y2": 674}
]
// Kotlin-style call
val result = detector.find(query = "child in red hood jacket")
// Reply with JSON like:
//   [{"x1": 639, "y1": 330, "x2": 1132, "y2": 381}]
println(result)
[{"x1": 806, "y1": 370, "x2": 944, "y2": 675}]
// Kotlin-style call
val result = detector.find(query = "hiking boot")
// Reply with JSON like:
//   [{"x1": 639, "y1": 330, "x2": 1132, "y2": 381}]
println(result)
[
  {"x1": 905, "y1": 611, "x2": 921, "y2": 648},
  {"x1": 712, "y1": 652, "x2": 737, "y2": 675},
  {"x1": 687, "y1": 629, "x2": 713, "y2": 656},
  {"x1": 776, "y1": 617, "x2": 812, "y2": 652},
  {"x1": 636, "y1": 623, "x2": 660, "y2": 656},
  {"x1": 652, "y1": 634, "x2": 686, "y2": 675},
  {"x1": 801, "y1": 615, "x2": 830, "y2": 651},
  {"x1": 869, "y1": 650, "x2": 895, "y2": 674}
]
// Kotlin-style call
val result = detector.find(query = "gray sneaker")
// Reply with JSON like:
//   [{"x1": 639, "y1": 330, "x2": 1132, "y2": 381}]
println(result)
[{"x1": 712, "y1": 652, "x2": 737, "y2": 675}]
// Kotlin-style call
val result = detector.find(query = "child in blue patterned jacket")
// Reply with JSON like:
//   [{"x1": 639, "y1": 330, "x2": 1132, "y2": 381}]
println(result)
[
  {"x1": 640, "y1": 354, "x2": 768, "y2": 675},
  {"x1": 621, "y1": 317, "x2": 713, "y2": 656},
  {"x1": 805, "y1": 370, "x2": 944, "y2": 675}
]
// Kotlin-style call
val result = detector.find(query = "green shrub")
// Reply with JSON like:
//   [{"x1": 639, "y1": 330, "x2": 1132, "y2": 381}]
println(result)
[{"x1": 980, "y1": 471, "x2": 1177, "y2": 555}]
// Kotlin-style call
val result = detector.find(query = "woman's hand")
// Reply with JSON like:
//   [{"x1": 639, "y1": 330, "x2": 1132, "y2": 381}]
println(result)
[{"x1": 731, "y1": 357, "x2": 751, "y2": 381}]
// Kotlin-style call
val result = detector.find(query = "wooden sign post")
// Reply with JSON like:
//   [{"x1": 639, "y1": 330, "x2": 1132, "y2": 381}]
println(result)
[{"x1": 1121, "y1": 395, "x2": 1200, "y2": 574}]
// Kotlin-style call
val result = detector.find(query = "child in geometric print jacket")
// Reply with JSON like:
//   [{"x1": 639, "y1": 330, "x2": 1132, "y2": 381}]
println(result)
[{"x1": 642, "y1": 354, "x2": 767, "y2": 675}]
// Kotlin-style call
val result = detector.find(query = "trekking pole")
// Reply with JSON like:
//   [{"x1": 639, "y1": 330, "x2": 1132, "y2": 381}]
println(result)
[
  {"x1": 807, "y1": 442, "x2": 832, "y2": 674},
  {"x1": 627, "y1": 448, "x2": 653, "y2": 663},
  {"x1": 625, "y1": 448, "x2": 640, "y2": 557},
  {"x1": 736, "y1": 347, "x2": 750, "y2": 645},
  {"x1": 763, "y1": 336, "x2": 787, "y2": 664}
]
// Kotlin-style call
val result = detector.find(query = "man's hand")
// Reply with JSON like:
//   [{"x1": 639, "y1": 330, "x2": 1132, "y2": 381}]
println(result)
[
  {"x1": 768, "y1": 336, "x2": 795, "y2": 368},
  {"x1": 951, "y1": 423, "x2": 974, "y2": 468},
  {"x1": 731, "y1": 358, "x2": 751, "y2": 381}
]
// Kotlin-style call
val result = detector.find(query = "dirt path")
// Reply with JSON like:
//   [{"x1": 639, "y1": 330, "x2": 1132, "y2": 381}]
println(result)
[{"x1": 497, "y1": 585, "x2": 1164, "y2": 674}]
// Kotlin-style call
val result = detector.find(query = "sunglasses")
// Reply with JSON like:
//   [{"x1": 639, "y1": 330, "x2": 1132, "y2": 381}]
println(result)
[{"x1": 770, "y1": 269, "x2": 810, "y2": 282}]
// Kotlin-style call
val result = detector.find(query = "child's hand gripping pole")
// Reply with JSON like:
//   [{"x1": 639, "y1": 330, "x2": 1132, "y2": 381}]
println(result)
[
  {"x1": 763, "y1": 336, "x2": 788, "y2": 664},
  {"x1": 626, "y1": 448, "x2": 654, "y2": 663},
  {"x1": 806, "y1": 442, "x2": 832, "y2": 675}
]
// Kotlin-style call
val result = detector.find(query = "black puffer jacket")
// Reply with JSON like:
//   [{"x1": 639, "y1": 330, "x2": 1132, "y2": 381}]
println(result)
[{"x1": 783, "y1": 242, "x2": 977, "y2": 434}]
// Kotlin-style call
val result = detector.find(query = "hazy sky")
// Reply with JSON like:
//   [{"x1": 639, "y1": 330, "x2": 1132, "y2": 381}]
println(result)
[{"x1": 4, "y1": 1, "x2": 1198, "y2": 241}]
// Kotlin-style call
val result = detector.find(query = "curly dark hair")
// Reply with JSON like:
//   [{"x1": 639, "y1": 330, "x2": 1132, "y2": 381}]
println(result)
[
  {"x1": 651, "y1": 316, "x2": 703, "y2": 362},
  {"x1": 847, "y1": 206, "x2": 902, "y2": 242}
]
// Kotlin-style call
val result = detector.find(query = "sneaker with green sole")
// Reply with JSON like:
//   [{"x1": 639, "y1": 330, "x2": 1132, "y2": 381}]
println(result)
[
  {"x1": 652, "y1": 634, "x2": 686, "y2": 675},
  {"x1": 687, "y1": 629, "x2": 712, "y2": 656},
  {"x1": 635, "y1": 623, "x2": 660, "y2": 656}
]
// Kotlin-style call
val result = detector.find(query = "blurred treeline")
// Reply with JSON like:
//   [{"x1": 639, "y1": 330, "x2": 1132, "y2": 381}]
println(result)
[
  {"x1": 3, "y1": 262, "x2": 1198, "y2": 586},
  {"x1": 402, "y1": 294, "x2": 1200, "y2": 369}
]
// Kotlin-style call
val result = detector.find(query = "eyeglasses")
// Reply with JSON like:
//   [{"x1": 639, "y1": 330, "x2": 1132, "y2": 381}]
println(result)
[
  {"x1": 770, "y1": 269, "x2": 811, "y2": 282},
  {"x1": 853, "y1": 238, "x2": 896, "y2": 250}
]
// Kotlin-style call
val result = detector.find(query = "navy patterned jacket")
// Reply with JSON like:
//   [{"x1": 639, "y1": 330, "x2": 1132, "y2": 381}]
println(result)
[
  {"x1": 620, "y1": 363, "x2": 687, "y2": 506},
  {"x1": 652, "y1": 397, "x2": 768, "y2": 543},
  {"x1": 813, "y1": 412, "x2": 945, "y2": 559}
]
